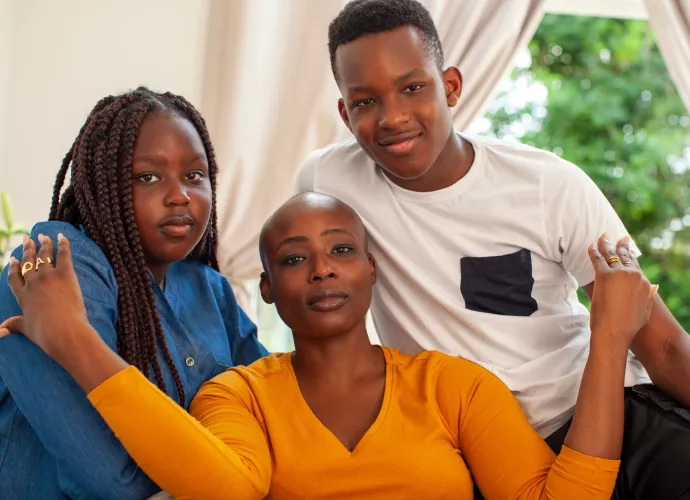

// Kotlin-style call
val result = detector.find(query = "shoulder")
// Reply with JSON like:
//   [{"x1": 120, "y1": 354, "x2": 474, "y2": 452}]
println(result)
[
  {"x1": 197, "y1": 353, "x2": 289, "y2": 396},
  {"x1": 469, "y1": 135, "x2": 599, "y2": 202},
  {"x1": 28, "y1": 221, "x2": 106, "y2": 257},
  {"x1": 388, "y1": 348, "x2": 492, "y2": 386},
  {"x1": 469, "y1": 134, "x2": 560, "y2": 164},
  {"x1": 13, "y1": 221, "x2": 116, "y2": 292},
  {"x1": 295, "y1": 137, "x2": 373, "y2": 193},
  {"x1": 471, "y1": 134, "x2": 585, "y2": 177}
]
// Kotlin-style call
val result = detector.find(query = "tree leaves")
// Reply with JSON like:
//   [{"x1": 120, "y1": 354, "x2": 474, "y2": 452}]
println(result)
[{"x1": 0, "y1": 192, "x2": 29, "y2": 274}]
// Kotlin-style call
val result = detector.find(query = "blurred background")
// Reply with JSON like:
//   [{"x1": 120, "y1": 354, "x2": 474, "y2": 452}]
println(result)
[{"x1": 0, "y1": 0, "x2": 688, "y2": 351}]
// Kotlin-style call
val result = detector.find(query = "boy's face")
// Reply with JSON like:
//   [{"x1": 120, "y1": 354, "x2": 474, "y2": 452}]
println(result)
[
  {"x1": 335, "y1": 26, "x2": 461, "y2": 183},
  {"x1": 259, "y1": 195, "x2": 376, "y2": 340}
]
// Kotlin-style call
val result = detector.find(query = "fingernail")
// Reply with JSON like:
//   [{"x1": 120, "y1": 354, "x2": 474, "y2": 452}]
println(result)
[
  {"x1": 23, "y1": 235, "x2": 29, "y2": 245},
  {"x1": 0, "y1": 328, "x2": 8, "y2": 337},
  {"x1": 9, "y1": 256, "x2": 17, "y2": 265},
  {"x1": 38, "y1": 234, "x2": 45, "y2": 244},
  {"x1": 57, "y1": 233, "x2": 64, "y2": 242},
  {"x1": 602, "y1": 233, "x2": 610, "y2": 243}
]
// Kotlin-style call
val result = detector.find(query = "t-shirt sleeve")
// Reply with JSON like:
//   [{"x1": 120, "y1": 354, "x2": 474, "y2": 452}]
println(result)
[
  {"x1": 293, "y1": 150, "x2": 319, "y2": 194},
  {"x1": 88, "y1": 366, "x2": 271, "y2": 500},
  {"x1": 436, "y1": 358, "x2": 619, "y2": 499},
  {"x1": 542, "y1": 159, "x2": 636, "y2": 287}
]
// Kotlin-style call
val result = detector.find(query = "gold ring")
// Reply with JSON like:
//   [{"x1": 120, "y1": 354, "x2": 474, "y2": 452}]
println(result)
[
  {"x1": 21, "y1": 262, "x2": 34, "y2": 276},
  {"x1": 606, "y1": 255, "x2": 621, "y2": 265},
  {"x1": 36, "y1": 257, "x2": 54, "y2": 271}
]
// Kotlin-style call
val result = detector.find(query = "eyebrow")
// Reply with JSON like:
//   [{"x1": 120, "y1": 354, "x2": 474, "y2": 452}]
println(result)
[
  {"x1": 275, "y1": 228, "x2": 355, "y2": 250},
  {"x1": 346, "y1": 69, "x2": 422, "y2": 93},
  {"x1": 132, "y1": 154, "x2": 165, "y2": 165},
  {"x1": 132, "y1": 153, "x2": 207, "y2": 165}
]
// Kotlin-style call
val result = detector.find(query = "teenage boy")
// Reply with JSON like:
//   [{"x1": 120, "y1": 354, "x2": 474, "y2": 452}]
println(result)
[{"x1": 295, "y1": 1, "x2": 690, "y2": 498}]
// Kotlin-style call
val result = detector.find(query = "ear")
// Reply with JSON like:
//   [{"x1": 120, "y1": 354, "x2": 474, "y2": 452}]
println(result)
[
  {"x1": 368, "y1": 253, "x2": 377, "y2": 285},
  {"x1": 442, "y1": 66, "x2": 463, "y2": 108},
  {"x1": 259, "y1": 272, "x2": 274, "y2": 304},
  {"x1": 338, "y1": 98, "x2": 353, "y2": 132}
]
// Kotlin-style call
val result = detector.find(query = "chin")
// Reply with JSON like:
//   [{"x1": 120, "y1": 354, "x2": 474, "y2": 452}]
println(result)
[
  {"x1": 373, "y1": 150, "x2": 429, "y2": 178},
  {"x1": 380, "y1": 161, "x2": 432, "y2": 181},
  {"x1": 305, "y1": 315, "x2": 361, "y2": 338},
  {"x1": 155, "y1": 247, "x2": 196, "y2": 265}
]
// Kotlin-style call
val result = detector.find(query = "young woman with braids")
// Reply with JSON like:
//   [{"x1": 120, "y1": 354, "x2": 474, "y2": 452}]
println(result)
[{"x1": 0, "y1": 87, "x2": 267, "y2": 500}]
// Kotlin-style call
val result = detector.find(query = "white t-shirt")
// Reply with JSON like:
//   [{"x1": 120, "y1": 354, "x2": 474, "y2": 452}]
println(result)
[{"x1": 294, "y1": 133, "x2": 650, "y2": 437}]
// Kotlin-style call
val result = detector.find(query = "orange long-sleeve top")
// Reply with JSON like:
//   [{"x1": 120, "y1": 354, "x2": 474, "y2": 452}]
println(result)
[{"x1": 87, "y1": 347, "x2": 619, "y2": 499}]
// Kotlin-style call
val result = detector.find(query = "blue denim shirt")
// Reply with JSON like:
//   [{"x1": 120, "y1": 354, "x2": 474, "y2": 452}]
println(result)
[{"x1": 0, "y1": 221, "x2": 268, "y2": 500}]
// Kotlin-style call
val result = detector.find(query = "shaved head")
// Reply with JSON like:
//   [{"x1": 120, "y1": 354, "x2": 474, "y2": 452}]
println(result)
[{"x1": 259, "y1": 192, "x2": 367, "y2": 272}]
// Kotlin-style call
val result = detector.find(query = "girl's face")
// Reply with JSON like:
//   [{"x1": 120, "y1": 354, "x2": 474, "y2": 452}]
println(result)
[{"x1": 130, "y1": 112, "x2": 212, "y2": 277}]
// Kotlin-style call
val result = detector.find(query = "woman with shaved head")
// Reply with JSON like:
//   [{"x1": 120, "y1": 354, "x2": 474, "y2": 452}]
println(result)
[{"x1": 1, "y1": 192, "x2": 656, "y2": 499}]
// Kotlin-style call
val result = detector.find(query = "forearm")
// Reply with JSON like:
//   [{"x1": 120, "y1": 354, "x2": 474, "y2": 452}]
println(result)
[
  {"x1": 585, "y1": 283, "x2": 690, "y2": 407},
  {"x1": 640, "y1": 337, "x2": 690, "y2": 407},
  {"x1": 48, "y1": 323, "x2": 269, "y2": 498},
  {"x1": 631, "y1": 295, "x2": 690, "y2": 407},
  {"x1": 48, "y1": 320, "x2": 130, "y2": 394},
  {"x1": 88, "y1": 367, "x2": 270, "y2": 499},
  {"x1": 565, "y1": 335, "x2": 628, "y2": 460}
]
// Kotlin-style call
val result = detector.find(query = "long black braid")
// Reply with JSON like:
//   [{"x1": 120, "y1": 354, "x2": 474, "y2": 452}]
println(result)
[{"x1": 50, "y1": 87, "x2": 220, "y2": 407}]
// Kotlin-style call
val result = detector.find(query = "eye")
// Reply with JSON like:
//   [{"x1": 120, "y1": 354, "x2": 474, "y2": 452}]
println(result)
[
  {"x1": 404, "y1": 84, "x2": 424, "y2": 93},
  {"x1": 333, "y1": 245, "x2": 354, "y2": 255},
  {"x1": 186, "y1": 171, "x2": 204, "y2": 182},
  {"x1": 283, "y1": 255, "x2": 305, "y2": 266},
  {"x1": 352, "y1": 98, "x2": 375, "y2": 108},
  {"x1": 136, "y1": 173, "x2": 161, "y2": 184}
]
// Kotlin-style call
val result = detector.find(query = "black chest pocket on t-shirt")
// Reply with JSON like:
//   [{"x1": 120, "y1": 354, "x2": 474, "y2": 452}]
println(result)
[{"x1": 460, "y1": 248, "x2": 538, "y2": 316}]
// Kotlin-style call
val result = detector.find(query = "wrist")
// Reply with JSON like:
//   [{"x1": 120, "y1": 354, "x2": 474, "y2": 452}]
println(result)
[
  {"x1": 49, "y1": 320, "x2": 128, "y2": 393},
  {"x1": 47, "y1": 319, "x2": 105, "y2": 366},
  {"x1": 588, "y1": 332, "x2": 630, "y2": 365}
]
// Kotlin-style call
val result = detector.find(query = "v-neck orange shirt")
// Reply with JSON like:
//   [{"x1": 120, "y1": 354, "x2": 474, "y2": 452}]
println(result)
[{"x1": 88, "y1": 347, "x2": 619, "y2": 499}]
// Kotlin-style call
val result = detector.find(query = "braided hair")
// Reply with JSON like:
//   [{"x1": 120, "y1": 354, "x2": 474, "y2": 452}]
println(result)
[{"x1": 50, "y1": 87, "x2": 220, "y2": 407}]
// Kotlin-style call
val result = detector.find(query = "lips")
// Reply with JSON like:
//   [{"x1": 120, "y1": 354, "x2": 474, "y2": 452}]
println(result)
[
  {"x1": 307, "y1": 289, "x2": 349, "y2": 312},
  {"x1": 377, "y1": 131, "x2": 422, "y2": 155},
  {"x1": 159, "y1": 214, "x2": 195, "y2": 237}
]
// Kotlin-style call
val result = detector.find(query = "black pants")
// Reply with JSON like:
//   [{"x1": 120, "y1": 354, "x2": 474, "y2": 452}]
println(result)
[{"x1": 475, "y1": 385, "x2": 690, "y2": 499}]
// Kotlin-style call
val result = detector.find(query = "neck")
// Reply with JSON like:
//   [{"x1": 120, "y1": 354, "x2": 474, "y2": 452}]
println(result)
[
  {"x1": 386, "y1": 130, "x2": 474, "y2": 192},
  {"x1": 291, "y1": 319, "x2": 382, "y2": 384},
  {"x1": 147, "y1": 263, "x2": 171, "y2": 287}
]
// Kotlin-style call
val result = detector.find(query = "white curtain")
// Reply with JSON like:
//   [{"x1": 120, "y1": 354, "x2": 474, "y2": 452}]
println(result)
[
  {"x1": 644, "y1": 0, "x2": 690, "y2": 110},
  {"x1": 427, "y1": 0, "x2": 545, "y2": 129},
  {"x1": 202, "y1": 0, "x2": 545, "y2": 313},
  {"x1": 200, "y1": 0, "x2": 351, "y2": 310}
]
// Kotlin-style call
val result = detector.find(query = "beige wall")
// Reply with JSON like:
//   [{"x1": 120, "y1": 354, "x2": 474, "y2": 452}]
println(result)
[
  {"x1": 0, "y1": 0, "x2": 210, "y2": 230},
  {"x1": 0, "y1": 0, "x2": 18, "y2": 186}
]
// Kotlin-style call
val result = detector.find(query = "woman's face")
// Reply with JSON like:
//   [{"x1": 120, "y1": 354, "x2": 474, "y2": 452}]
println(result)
[
  {"x1": 130, "y1": 112, "x2": 212, "y2": 271},
  {"x1": 260, "y1": 196, "x2": 376, "y2": 339}
]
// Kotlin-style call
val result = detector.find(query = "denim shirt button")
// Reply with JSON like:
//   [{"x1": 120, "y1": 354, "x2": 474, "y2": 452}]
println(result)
[{"x1": 185, "y1": 356, "x2": 195, "y2": 367}]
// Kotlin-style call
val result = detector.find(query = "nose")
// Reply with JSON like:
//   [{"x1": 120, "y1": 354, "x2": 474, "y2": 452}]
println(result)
[
  {"x1": 164, "y1": 180, "x2": 191, "y2": 207},
  {"x1": 378, "y1": 97, "x2": 410, "y2": 129},
  {"x1": 309, "y1": 254, "x2": 338, "y2": 283}
]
